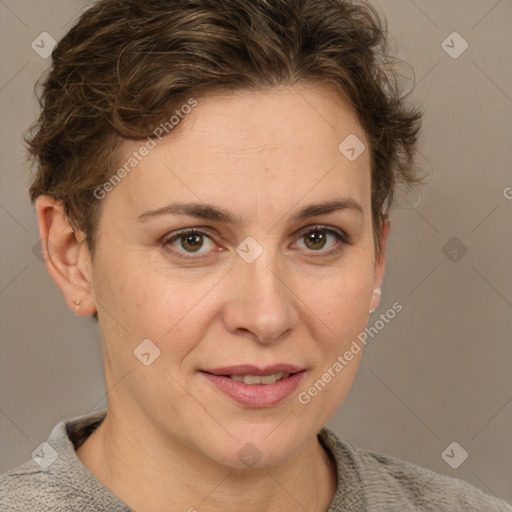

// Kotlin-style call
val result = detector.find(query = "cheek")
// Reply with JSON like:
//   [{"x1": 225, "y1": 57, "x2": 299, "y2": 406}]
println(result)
[
  {"x1": 93, "y1": 251, "x2": 220, "y2": 359},
  {"x1": 293, "y1": 263, "x2": 373, "y2": 420},
  {"x1": 302, "y1": 262, "x2": 374, "y2": 344}
]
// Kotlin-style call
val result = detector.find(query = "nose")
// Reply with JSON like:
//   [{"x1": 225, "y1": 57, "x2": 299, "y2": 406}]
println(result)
[{"x1": 221, "y1": 250, "x2": 299, "y2": 344}]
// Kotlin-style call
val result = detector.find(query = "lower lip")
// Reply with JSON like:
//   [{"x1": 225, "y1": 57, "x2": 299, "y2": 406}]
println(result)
[{"x1": 201, "y1": 371, "x2": 305, "y2": 407}]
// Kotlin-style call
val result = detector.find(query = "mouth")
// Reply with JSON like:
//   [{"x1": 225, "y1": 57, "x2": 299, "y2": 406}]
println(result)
[
  {"x1": 199, "y1": 364, "x2": 305, "y2": 407},
  {"x1": 228, "y1": 372, "x2": 291, "y2": 385},
  {"x1": 201, "y1": 364, "x2": 304, "y2": 382}
]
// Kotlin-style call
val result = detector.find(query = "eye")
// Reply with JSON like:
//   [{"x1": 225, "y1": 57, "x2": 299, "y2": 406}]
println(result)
[
  {"x1": 293, "y1": 225, "x2": 349, "y2": 254},
  {"x1": 162, "y1": 228, "x2": 218, "y2": 258}
]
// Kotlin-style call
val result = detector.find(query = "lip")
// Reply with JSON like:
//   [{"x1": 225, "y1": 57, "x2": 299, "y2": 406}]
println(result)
[
  {"x1": 201, "y1": 364, "x2": 304, "y2": 376},
  {"x1": 199, "y1": 364, "x2": 305, "y2": 408}
]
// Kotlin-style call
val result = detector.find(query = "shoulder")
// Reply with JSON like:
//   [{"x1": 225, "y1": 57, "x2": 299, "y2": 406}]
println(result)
[
  {"x1": 0, "y1": 458, "x2": 74, "y2": 512},
  {"x1": 319, "y1": 427, "x2": 510, "y2": 512},
  {"x1": 0, "y1": 412, "x2": 131, "y2": 512},
  {"x1": 357, "y1": 447, "x2": 508, "y2": 511}
]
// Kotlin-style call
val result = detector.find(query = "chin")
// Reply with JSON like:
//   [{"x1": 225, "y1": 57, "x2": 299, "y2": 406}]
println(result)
[{"x1": 196, "y1": 424, "x2": 310, "y2": 470}]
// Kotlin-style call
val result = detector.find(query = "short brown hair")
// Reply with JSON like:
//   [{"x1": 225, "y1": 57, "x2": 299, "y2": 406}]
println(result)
[{"x1": 27, "y1": 0, "x2": 423, "y2": 258}]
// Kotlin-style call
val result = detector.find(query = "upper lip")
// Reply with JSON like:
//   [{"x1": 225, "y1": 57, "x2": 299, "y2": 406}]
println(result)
[{"x1": 200, "y1": 364, "x2": 304, "y2": 376}]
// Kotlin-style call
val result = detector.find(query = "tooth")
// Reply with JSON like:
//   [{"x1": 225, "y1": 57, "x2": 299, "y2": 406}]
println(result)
[
  {"x1": 243, "y1": 375, "x2": 261, "y2": 385},
  {"x1": 230, "y1": 373, "x2": 291, "y2": 384}
]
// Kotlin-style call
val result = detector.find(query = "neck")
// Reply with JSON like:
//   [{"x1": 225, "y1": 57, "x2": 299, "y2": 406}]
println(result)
[{"x1": 76, "y1": 410, "x2": 337, "y2": 512}]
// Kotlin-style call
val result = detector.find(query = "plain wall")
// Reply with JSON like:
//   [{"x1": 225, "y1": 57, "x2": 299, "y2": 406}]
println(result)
[{"x1": 1, "y1": 0, "x2": 511, "y2": 504}]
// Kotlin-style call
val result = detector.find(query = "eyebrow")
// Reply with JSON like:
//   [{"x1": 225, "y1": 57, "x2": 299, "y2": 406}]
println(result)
[{"x1": 136, "y1": 198, "x2": 363, "y2": 224}]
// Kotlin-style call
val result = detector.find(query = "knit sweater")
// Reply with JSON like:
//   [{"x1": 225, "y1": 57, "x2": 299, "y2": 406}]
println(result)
[{"x1": 0, "y1": 410, "x2": 509, "y2": 511}]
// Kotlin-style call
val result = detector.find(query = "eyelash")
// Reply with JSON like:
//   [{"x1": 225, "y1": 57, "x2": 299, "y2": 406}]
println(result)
[{"x1": 161, "y1": 225, "x2": 350, "y2": 261}]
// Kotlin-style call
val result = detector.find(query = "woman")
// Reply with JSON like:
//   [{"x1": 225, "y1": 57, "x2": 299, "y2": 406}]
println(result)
[{"x1": 0, "y1": 0, "x2": 507, "y2": 510}]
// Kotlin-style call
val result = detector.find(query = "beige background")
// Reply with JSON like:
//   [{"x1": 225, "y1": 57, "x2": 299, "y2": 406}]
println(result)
[{"x1": 1, "y1": 0, "x2": 511, "y2": 505}]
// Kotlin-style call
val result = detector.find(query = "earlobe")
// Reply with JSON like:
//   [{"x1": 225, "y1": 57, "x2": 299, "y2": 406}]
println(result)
[
  {"x1": 369, "y1": 288, "x2": 381, "y2": 313},
  {"x1": 35, "y1": 195, "x2": 97, "y2": 316},
  {"x1": 370, "y1": 216, "x2": 390, "y2": 313}
]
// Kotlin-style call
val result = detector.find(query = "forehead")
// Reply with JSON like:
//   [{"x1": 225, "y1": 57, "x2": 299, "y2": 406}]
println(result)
[
  {"x1": 158, "y1": 84, "x2": 366, "y2": 161},
  {"x1": 109, "y1": 84, "x2": 371, "y2": 220}
]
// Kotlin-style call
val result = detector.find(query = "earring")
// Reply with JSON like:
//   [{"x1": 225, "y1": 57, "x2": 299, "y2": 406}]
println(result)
[
  {"x1": 73, "y1": 299, "x2": 81, "y2": 308},
  {"x1": 369, "y1": 288, "x2": 381, "y2": 314}
]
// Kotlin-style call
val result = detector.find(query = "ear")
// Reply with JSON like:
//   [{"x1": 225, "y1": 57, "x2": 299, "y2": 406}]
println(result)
[
  {"x1": 35, "y1": 195, "x2": 97, "y2": 316},
  {"x1": 369, "y1": 215, "x2": 390, "y2": 312}
]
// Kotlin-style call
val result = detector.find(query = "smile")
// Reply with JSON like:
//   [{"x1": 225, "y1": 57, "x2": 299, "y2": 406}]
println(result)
[
  {"x1": 229, "y1": 373, "x2": 289, "y2": 384},
  {"x1": 200, "y1": 364, "x2": 306, "y2": 407}
]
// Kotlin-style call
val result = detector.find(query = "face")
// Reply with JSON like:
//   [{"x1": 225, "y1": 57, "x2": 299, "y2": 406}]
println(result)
[{"x1": 87, "y1": 84, "x2": 386, "y2": 468}]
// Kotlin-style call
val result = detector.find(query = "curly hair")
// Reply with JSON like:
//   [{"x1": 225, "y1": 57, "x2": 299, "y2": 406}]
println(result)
[{"x1": 27, "y1": 0, "x2": 424, "y2": 259}]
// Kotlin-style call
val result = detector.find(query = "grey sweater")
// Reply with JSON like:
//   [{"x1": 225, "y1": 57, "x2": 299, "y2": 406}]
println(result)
[{"x1": 0, "y1": 410, "x2": 509, "y2": 511}]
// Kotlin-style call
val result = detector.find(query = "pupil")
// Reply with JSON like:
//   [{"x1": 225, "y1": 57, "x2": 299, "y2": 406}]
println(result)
[
  {"x1": 306, "y1": 230, "x2": 326, "y2": 250},
  {"x1": 182, "y1": 233, "x2": 203, "y2": 252}
]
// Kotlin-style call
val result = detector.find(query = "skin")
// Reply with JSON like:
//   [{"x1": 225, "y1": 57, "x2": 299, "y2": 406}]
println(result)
[{"x1": 36, "y1": 83, "x2": 389, "y2": 512}]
